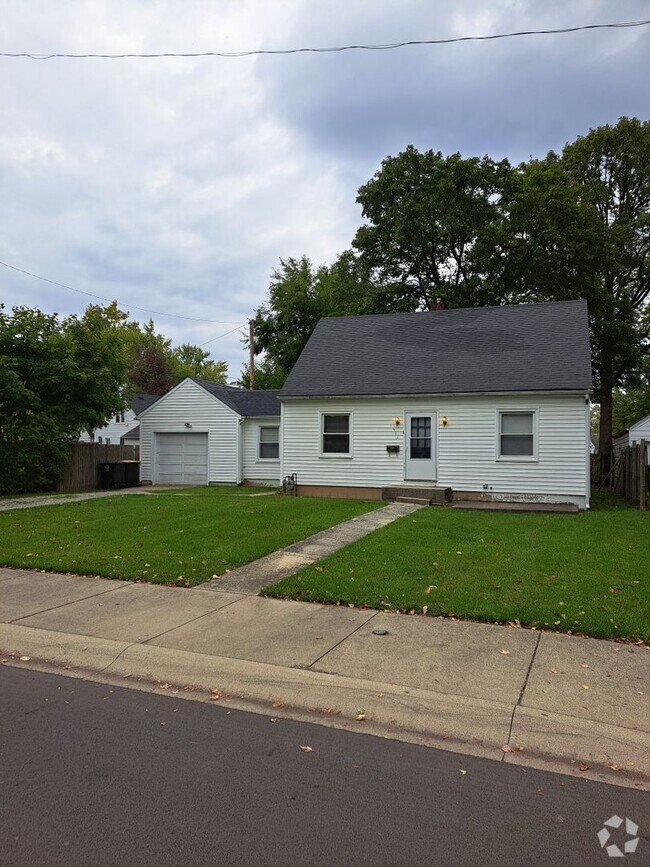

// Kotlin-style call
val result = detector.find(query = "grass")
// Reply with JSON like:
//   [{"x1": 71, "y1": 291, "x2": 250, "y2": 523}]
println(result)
[
  {"x1": 263, "y1": 492, "x2": 650, "y2": 642},
  {"x1": 0, "y1": 486, "x2": 380, "y2": 587}
]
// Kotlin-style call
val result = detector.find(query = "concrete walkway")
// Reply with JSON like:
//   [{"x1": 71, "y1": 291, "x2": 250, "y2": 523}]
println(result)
[
  {"x1": 0, "y1": 567, "x2": 647, "y2": 789},
  {"x1": 206, "y1": 501, "x2": 422, "y2": 594},
  {"x1": 0, "y1": 487, "x2": 175, "y2": 512}
]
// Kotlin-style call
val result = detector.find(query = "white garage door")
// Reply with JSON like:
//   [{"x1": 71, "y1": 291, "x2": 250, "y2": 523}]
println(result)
[{"x1": 155, "y1": 433, "x2": 209, "y2": 485}]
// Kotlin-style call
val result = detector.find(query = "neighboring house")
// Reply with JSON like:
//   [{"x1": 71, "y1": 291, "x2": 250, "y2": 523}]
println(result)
[
  {"x1": 79, "y1": 394, "x2": 159, "y2": 445},
  {"x1": 613, "y1": 412, "x2": 650, "y2": 462},
  {"x1": 137, "y1": 378, "x2": 281, "y2": 485},
  {"x1": 279, "y1": 300, "x2": 593, "y2": 509}
]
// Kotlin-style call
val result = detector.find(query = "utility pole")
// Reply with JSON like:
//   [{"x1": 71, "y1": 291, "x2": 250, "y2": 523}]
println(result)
[{"x1": 248, "y1": 319, "x2": 255, "y2": 391}]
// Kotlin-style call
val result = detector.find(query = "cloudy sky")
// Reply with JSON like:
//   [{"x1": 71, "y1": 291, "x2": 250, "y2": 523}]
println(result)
[{"x1": 2, "y1": 1, "x2": 648, "y2": 379}]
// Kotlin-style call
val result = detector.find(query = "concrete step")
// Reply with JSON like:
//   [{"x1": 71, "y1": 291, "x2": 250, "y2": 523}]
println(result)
[
  {"x1": 395, "y1": 496, "x2": 432, "y2": 506},
  {"x1": 383, "y1": 486, "x2": 453, "y2": 505}
]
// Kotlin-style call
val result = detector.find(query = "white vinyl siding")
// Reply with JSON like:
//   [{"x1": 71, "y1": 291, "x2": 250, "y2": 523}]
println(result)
[
  {"x1": 139, "y1": 379, "x2": 239, "y2": 485},
  {"x1": 281, "y1": 393, "x2": 589, "y2": 507},
  {"x1": 241, "y1": 417, "x2": 282, "y2": 484}
]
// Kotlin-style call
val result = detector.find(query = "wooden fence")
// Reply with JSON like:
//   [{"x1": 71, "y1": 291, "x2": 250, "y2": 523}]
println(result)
[
  {"x1": 593, "y1": 440, "x2": 649, "y2": 510},
  {"x1": 57, "y1": 443, "x2": 139, "y2": 492}
]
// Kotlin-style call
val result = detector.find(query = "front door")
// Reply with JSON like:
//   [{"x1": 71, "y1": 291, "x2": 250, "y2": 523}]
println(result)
[{"x1": 405, "y1": 412, "x2": 436, "y2": 481}]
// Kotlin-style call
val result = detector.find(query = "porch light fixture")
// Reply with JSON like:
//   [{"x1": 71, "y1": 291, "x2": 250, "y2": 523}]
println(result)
[
  {"x1": 441, "y1": 416, "x2": 449, "y2": 426},
  {"x1": 392, "y1": 417, "x2": 403, "y2": 426},
  {"x1": 184, "y1": 422, "x2": 192, "y2": 429}
]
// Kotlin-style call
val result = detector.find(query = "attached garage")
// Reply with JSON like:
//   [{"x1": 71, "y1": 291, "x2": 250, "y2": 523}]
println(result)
[{"x1": 154, "y1": 432, "x2": 209, "y2": 485}]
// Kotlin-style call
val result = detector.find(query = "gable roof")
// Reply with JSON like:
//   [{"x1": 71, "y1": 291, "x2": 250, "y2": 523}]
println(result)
[
  {"x1": 193, "y1": 380, "x2": 281, "y2": 417},
  {"x1": 131, "y1": 393, "x2": 160, "y2": 414},
  {"x1": 280, "y1": 300, "x2": 592, "y2": 398},
  {"x1": 121, "y1": 423, "x2": 140, "y2": 441}
]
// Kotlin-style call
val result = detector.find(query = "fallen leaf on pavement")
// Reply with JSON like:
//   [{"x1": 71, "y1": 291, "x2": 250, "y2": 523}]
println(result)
[
  {"x1": 19, "y1": 656, "x2": 31, "y2": 662},
  {"x1": 501, "y1": 744, "x2": 515, "y2": 752},
  {"x1": 356, "y1": 713, "x2": 367, "y2": 721},
  {"x1": 501, "y1": 649, "x2": 511, "y2": 656},
  {"x1": 159, "y1": 683, "x2": 172, "y2": 689},
  {"x1": 299, "y1": 746, "x2": 313, "y2": 752},
  {"x1": 210, "y1": 689, "x2": 224, "y2": 701},
  {"x1": 579, "y1": 763, "x2": 589, "y2": 772},
  {"x1": 272, "y1": 701, "x2": 284, "y2": 709},
  {"x1": 459, "y1": 769, "x2": 467, "y2": 776}
]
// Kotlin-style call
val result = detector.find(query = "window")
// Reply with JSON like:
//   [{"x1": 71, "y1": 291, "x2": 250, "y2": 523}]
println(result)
[
  {"x1": 259, "y1": 426, "x2": 279, "y2": 460},
  {"x1": 499, "y1": 412, "x2": 535, "y2": 458},
  {"x1": 322, "y1": 414, "x2": 351, "y2": 455},
  {"x1": 105, "y1": 438, "x2": 111, "y2": 445},
  {"x1": 410, "y1": 416, "x2": 432, "y2": 459},
  {"x1": 115, "y1": 412, "x2": 125, "y2": 423}
]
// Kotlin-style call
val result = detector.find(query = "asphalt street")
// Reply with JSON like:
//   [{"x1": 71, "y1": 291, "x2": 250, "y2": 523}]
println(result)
[{"x1": 1, "y1": 665, "x2": 647, "y2": 866}]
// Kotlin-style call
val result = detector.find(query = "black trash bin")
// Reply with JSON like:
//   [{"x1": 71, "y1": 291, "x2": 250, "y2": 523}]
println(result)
[
  {"x1": 98, "y1": 461, "x2": 138, "y2": 489},
  {"x1": 121, "y1": 460, "x2": 140, "y2": 486}
]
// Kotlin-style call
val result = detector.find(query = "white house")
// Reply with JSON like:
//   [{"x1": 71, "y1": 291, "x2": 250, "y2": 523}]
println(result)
[
  {"x1": 79, "y1": 393, "x2": 159, "y2": 445},
  {"x1": 136, "y1": 378, "x2": 281, "y2": 486},
  {"x1": 278, "y1": 300, "x2": 593, "y2": 509},
  {"x1": 613, "y1": 412, "x2": 650, "y2": 461}
]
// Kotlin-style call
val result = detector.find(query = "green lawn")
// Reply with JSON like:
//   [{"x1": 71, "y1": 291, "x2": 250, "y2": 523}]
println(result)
[
  {"x1": 0, "y1": 487, "x2": 380, "y2": 586},
  {"x1": 263, "y1": 493, "x2": 650, "y2": 642}
]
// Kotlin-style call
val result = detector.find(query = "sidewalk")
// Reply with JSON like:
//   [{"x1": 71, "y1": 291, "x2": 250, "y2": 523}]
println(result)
[{"x1": 1, "y1": 567, "x2": 647, "y2": 789}]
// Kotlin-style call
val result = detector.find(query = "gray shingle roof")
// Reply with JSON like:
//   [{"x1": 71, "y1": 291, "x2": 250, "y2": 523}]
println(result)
[
  {"x1": 121, "y1": 423, "x2": 140, "y2": 441},
  {"x1": 132, "y1": 393, "x2": 160, "y2": 414},
  {"x1": 280, "y1": 300, "x2": 592, "y2": 398},
  {"x1": 195, "y1": 381, "x2": 281, "y2": 416}
]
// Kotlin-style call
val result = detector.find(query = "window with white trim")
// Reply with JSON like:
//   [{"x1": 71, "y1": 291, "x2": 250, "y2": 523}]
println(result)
[
  {"x1": 498, "y1": 411, "x2": 535, "y2": 458},
  {"x1": 322, "y1": 414, "x2": 351, "y2": 455},
  {"x1": 258, "y1": 426, "x2": 279, "y2": 460}
]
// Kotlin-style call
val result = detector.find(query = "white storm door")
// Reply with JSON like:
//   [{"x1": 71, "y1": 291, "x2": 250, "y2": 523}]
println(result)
[{"x1": 404, "y1": 412, "x2": 436, "y2": 481}]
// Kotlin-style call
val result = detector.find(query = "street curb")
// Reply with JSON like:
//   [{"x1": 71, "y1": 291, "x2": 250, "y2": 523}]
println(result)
[{"x1": 1, "y1": 623, "x2": 647, "y2": 790}]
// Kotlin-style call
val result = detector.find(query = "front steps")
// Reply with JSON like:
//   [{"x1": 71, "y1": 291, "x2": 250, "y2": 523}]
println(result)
[{"x1": 382, "y1": 486, "x2": 453, "y2": 506}]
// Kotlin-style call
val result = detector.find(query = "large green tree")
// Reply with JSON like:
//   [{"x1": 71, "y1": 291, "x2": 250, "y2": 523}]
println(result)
[
  {"x1": 352, "y1": 146, "x2": 513, "y2": 310},
  {"x1": 173, "y1": 343, "x2": 228, "y2": 384},
  {"x1": 121, "y1": 318, "x2": 228, "y2": 394},
  {"x1": 503, "y1": 118, "x2": 649, "y2": 456},
  {"x1": 562, "y1": 118, "x2": 649, "y2": 455},
  {"x1": 0, "y1": 304, "x2": 127, "y2": 493}
]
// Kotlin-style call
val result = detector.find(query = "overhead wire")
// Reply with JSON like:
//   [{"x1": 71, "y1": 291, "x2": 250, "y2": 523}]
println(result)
[
  {"x1": 0, "y1": 20, "x2": 648, "y2": 59},
  {"x1": 0, "y1": 260, "x2": 244, "y2": 325}
]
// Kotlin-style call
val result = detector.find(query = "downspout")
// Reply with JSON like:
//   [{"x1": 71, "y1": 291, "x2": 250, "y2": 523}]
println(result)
[
  {"x1": 279, "y1": 400, "x2": 284, "y2": 484},
  {"x1": 585, "y1": 393, "x2": 591, "y2": 509},
  {"x1": 237, "y1": 417, "x2": 244, "y2": 485}
]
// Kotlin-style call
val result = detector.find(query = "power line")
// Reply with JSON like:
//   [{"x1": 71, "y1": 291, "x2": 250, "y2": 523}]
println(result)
[
  {"x1": 1, "y1": 20, "x2": 648, "y2": 59},
  {"x1": 0, "y1": 259, "x2": 244, "y2": 325},
  {"x1": 201, "y1": 325, "x2": 246, "y2": 346}
]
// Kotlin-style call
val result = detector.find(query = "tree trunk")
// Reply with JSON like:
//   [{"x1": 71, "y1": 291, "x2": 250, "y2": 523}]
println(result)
[{"x1": 598, "y1": 371, "x2": 614, "y2": 474}]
